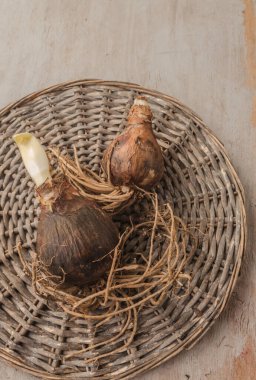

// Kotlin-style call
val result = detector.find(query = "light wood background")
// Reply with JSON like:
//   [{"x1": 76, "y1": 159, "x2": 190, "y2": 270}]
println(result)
[{"x1": 0, "y1": 0, "x2": 255, "y2": 379}]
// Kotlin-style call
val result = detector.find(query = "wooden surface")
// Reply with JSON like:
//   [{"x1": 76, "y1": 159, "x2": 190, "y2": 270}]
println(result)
[{"x1": 0, "y1": 0, "x2": 255, "y2": 379}]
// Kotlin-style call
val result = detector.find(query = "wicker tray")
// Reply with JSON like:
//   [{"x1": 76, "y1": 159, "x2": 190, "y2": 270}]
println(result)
[{"x1": 0, "y1": 80, "x2": 246, "y2": 379}]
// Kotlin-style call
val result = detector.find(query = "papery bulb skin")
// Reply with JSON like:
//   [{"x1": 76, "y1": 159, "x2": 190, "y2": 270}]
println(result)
[
  {"x1": 102, "y1": 97, "x2": 164, "y2": 190},
  {"x1": 36, "y1": 181, "x2": 119, "y2": 286}
]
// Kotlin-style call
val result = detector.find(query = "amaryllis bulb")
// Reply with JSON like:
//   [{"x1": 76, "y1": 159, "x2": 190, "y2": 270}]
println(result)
[
  {"x1": 13, "y1": 133, "x2": 51, "y2": 187},
  {"x1": 13, "y1": 133, "x2": 119, "y2": 286},
  {"x1": 102, "y1": 96, "x2": 164, "y2": 189}
]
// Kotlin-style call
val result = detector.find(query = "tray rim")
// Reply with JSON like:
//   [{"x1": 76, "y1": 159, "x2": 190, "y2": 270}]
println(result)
[{"x1": 0, "y1": 79, "x2": 247, "y2": 380}]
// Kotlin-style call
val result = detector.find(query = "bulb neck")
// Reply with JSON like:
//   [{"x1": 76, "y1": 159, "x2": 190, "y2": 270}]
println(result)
[
  {"x1": 37, "y1": 179, "x2": 80, "y2": 212},
  {"x1": 128, "y1": 97, "x2": 153, "y2": 126}
]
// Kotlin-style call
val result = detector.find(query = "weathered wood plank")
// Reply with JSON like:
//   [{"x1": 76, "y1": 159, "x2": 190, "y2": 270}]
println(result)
[{"x1": 0, "y1": 0, "x2": 255, "y2": 379}]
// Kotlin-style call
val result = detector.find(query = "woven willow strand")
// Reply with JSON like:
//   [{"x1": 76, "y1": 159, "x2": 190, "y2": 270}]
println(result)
[{"x1": 0, "y1": 80, "x2": 246, "y2": 380}]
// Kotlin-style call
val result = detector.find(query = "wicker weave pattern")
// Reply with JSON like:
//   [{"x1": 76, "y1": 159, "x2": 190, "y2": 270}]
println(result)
[{"x1": 0, "y1": 80, "x2": 246, "y2": 379}]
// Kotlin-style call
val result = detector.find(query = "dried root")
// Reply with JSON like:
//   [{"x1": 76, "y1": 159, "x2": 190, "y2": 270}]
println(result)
[
  {"x1": 16, "y1": 147, "x2": 194, "y2": 364},
  {"x1": 18, "y1": 192, "x2": 192, "y2": 364},
  {"x1": 48, "y1": 147, "x2": 137, "y2": 214}
]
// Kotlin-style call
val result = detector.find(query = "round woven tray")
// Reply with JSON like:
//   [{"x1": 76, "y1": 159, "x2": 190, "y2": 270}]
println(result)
[{"x1": 0, "y1": 80, "x2": 246, "y2": 379}]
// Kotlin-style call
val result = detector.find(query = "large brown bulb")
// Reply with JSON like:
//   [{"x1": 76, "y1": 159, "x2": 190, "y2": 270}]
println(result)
[
  {"x1": 36, "y1": 181, "x2": 119, "y2": 286},
  {"x1": 102, "y1": 97, "x2": 164, "y2": 189}
]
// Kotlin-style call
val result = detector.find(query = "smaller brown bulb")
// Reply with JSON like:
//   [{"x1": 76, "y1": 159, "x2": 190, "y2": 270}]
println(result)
[{"x1": 102, "y1": 97, "x2": 164, "y2": 189}]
